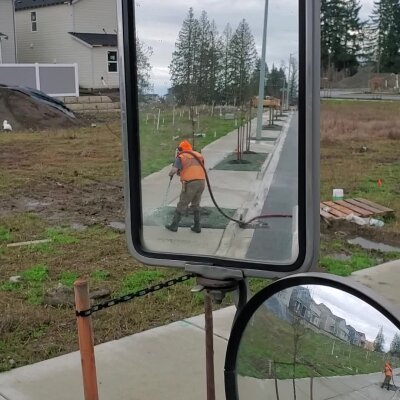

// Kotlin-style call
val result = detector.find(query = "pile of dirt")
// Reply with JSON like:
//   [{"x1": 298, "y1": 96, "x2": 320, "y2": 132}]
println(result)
[
  {"x1": 0, "y1": 87, "x2": 80, "y2": 131},
  {"x1": 334, "y1": 70, "x2": 397, "y2": 90}
]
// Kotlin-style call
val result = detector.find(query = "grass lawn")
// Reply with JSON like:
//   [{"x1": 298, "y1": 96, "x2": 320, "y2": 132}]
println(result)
[
  {"x1": 319, "y1": 99, "x2": 400, "y2": 274},
  {"x1": 0, "y1": 107, "x2": 249, "y2": 372},
  {"x1": 139, "y1": 106, "x2": 254, "y2": 176},
  {"x1": 238, "y1": 304, "x2": 392, "y2": 380},
  {"x1": 0, "y1": 100, "x2": 399, "y2": 372}
]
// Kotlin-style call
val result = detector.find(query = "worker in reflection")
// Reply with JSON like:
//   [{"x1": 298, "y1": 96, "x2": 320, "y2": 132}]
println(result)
[
  {"x1": 166, "y1": 140, "x2": 205, "y2": 233},
  {"x1": 381, "y1": 361, "x2": 393, "y2": 390}
]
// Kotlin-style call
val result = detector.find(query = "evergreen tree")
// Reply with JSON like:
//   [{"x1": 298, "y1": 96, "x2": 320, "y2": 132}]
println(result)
[
  {"x1": 196, "y1": 11, "x2": 212, "y2": 103},
  {"x1": 169, "y1": 8, "x2": 201, "y2": 105},
  {"x1": 266, "y1": 64, "x2": 286, "y2": 99},
  {"x1": 390, "y1": 333, "x2": 400, "y2": 356},
  {"x1": 136, "y1": 38, "x2": 153, "y2": 97},
  {"x1": 207, "y1": 20, "x2": 223, "y2": 104},
  {"x1": 368, "y1": 0, "x2": 400, "y2": 72},
  {"x1": 288, "y1": 57, "x2": 298, "y2": 105},
  {"x1": 321, "y1": 0, "x2": 364, "y2": 74},
  {"x1": 374, "y1": 327, "x2": 385, "y2": 353},
  {"x1": 220, "y1": 23, "x2": 233, "y2": 104},
  {"x1": 340, "y1": 0, "x2": 364, "y2": 73},
  {"x1": 248, "y1": 58, "x2": 268, "y2": 99},
  {"x1": 228, "y1": 19, "x2": 257, "y2": 106}
]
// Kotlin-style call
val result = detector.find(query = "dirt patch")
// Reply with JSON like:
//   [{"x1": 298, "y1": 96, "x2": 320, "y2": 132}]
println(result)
[
  {"x1": 0, "y1": 177, "x2": 124, "y2": 225},
  {"x1": 0, "y1": 88, "x2": 80, "y2": 131},
  {"x1": 321, "y1": 218, "x2": 400, "y2": 247}
]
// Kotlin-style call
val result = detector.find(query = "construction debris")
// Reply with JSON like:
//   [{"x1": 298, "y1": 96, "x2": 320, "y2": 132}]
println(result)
[{"x1": 320, "y1": 198, "x2": 394, "y2": 221}]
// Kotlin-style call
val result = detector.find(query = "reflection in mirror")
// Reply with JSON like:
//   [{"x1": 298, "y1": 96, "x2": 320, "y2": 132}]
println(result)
[
  {"x1": 237, "y1": 285, "x2": 400, "y2": 399},
  {"x1": 135, "y1": 0, "x2": 299, "y2": 264}
]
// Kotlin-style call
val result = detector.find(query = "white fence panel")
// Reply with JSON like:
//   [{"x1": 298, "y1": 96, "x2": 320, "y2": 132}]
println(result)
[{"x1": 0, "y1": 63, "x2": 79, "y2": 97}]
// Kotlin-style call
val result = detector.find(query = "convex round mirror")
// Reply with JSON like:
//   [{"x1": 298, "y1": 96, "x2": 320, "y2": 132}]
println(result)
[{"x1": 225, "y1": 274, "x2": 400, "y2": 400}]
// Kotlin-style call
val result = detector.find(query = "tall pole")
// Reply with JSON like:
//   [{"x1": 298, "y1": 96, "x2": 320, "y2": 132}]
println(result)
[{"x1": 256, "y1": 0, "x2": 269, "y2": 140}]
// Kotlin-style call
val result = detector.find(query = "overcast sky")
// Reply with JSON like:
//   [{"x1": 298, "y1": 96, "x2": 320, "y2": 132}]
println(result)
[
  {"x1": 135, "y1": 0, "x2": 375, "y2": 95},
  {"x1": 309, "y1": 285, "x2": 399, "y2": 351}
]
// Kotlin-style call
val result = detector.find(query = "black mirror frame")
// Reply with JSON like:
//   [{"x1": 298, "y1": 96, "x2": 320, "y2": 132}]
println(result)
[
  {"x1": 118, "y1": 0, "x2": 320, "y2": 277},
  {"x1": 224, "y1": 272, "x2": 400, "y2": 400}
]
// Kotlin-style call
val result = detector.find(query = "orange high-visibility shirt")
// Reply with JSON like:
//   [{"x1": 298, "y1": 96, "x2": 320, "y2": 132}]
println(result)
[{"x1": 178, "y1": 152, "x2": 205, "y2": 182}]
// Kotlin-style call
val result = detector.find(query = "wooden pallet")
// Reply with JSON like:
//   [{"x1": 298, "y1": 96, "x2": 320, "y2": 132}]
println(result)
[{"x1": 320, "y1": 198, "x2": 394, "y2": 221}]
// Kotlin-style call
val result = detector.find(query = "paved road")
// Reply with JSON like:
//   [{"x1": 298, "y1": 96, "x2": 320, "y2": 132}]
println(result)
[
  {"x1": 321, "y1": 89, "x2": 400, "y2": 101},
  {"x1": 246, "y1": 114, "x2": 298, "y2": 263}
]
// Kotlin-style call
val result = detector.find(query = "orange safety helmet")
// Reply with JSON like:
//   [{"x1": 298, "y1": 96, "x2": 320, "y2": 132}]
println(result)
[{"x1": 178, "y1": 140, "x2": 192, "y2": 152}]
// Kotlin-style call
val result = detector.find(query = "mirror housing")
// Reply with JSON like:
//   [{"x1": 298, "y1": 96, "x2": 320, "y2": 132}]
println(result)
[
  {"x1": 118, "y1": 0, "x2": 320, "y2": 277},
  {"x1": 225, "y1": 273, "x2": 400, "y2": 399}
]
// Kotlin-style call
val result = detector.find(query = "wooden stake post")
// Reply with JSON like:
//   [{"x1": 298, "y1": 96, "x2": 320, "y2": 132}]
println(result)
[{"x1": 74, "y1": 280, "x2": 99, "y2": 400}]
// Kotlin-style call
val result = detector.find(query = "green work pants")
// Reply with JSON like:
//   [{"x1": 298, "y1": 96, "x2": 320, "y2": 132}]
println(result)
[{"x1": 177, "y1": 179, "x2": 205, "y2": 213}]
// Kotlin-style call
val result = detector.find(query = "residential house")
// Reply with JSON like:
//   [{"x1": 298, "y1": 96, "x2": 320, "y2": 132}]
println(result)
[
  {"x1": 308, "y1": 302, "x2": 321, "y2": 327},
  {"x1": 276, "y1": 287, "x2": 293, "y2": 308},
  {"x1": 14, "y1": 0, "x2": 119, "y2": 89},
  {"x1": 364, "y1": 340, "x2": 374, "y2": 351},
  {"x1": 357, "y1": 332, "x2": 367, "y2": 348},
  {"x1": 346, "y1": 325, "x2": 359, "y2": 346},
  {"x1": 0, "y1": 0, "x2": 17, "y2": 63},
  {"x1": 289, "y1": 286, "x2": 313, "y2": 319},
  {"x1": 318, "y1": 303, "x2": 337, "y2": 336},
  {"x1": 333, "y1": 316, "x2": 349, "y2": 342}
]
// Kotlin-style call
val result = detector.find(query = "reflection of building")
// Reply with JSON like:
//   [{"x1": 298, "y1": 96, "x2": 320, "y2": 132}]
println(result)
[
  {"x1": 364, "y1": 340, "x2": 374, "y2": 351},
  {"x1": 286, "y1": 287, "x2": 367, "y2": 347},
  {"x1": 276, "y1": 287, "x2": 293, "y2": 308},
  {"x1": 334, "y1": 316, "x2": 349, "y2": 342},
  {"x1": 290, "y1": 287, "x2": 313, "y2": 318},
  {"x1": 347, "y1": 325, "x2": 358, "y2": 345},
  {"x1": 309, "y1": 302, "x2": 321, "y2": 326}
]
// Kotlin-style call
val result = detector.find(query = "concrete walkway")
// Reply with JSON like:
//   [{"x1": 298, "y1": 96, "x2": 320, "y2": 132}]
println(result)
[
  {"x1": 141, "y1": 113, "x2": 292, "y2": 258},
  {"x1": 1, "y1": 262, "x2": 400, "y2": 399},
  {"x1": 0, "y1": 307, "x2": 236, "y2": 400}
]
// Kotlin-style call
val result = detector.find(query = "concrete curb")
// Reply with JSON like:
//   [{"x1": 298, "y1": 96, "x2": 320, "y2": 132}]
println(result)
[{"x1": 215, "y1": 113, "x2": 293, "y2": 258}]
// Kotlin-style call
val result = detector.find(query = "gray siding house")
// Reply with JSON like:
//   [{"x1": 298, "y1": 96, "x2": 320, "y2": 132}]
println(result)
[
  {"x1": 0, "y1": 0, "x2": 17, "y2": 63},
  {"x1": 15, "y1": 0, "x2": 119, "y2": 89}
]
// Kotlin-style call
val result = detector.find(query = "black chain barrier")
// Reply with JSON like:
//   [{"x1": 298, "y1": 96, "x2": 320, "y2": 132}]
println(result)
[{"x1": 75, "y1": 274, "x2": 195, "y2": 317}]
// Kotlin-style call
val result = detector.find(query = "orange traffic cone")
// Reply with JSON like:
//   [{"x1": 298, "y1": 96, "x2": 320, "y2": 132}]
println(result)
[{"x1": 377, "y1": 179, "x2": 383, "y2": 188}]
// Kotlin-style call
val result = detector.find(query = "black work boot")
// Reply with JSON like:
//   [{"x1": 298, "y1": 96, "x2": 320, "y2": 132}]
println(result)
[
  {"x1": 191, "y1": 210, "x2": 201, "y2": 233},
  {"x1": 166, "y1": 211, "x2": 181, "y2": 232}
]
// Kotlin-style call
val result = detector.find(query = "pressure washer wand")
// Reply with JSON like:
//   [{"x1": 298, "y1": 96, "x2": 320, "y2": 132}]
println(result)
[{"x1": 162, "y1": 175, "x2": 173, "y2": 207}]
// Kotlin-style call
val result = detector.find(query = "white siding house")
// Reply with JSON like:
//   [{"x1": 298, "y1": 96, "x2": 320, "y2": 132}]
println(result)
[
  {"x1": 15, "y1": 0, "x2": 119, "y2": 89},
  {"x1": 0, "y1": 0, "x2": 17, "y2": 63}
]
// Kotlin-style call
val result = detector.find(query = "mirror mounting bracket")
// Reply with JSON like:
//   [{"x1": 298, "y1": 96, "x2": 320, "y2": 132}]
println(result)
[{"x1": 185, "y1": 263, "x2": 244, "y2": 281}]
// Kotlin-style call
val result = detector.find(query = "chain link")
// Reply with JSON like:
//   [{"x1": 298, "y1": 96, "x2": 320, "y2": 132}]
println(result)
[{"x1": 75, "y1": 274, "x2": 195, "y2": 317}]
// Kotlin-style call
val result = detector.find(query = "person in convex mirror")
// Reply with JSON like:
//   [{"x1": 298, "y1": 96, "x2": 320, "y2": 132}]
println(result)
[
  {"x1": 165, "y1": 140, "x2": 206, "y2": 233},
  {"x1": 381, "y1": 361, "x2": 393, "y2": 390}
]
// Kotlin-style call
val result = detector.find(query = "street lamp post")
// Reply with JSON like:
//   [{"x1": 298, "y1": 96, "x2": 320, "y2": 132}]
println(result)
[{"x1": 256, "y1": 0, "x2": 269, "y2": 141}]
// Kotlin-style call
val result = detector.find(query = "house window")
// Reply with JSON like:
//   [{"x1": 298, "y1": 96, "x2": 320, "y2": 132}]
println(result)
[
  {"x1": 108, "y1": 51, "x2": 118, "y2": 72},
  {"x1": 31, "y1": 12, "x2": 37, "y2": 32}
]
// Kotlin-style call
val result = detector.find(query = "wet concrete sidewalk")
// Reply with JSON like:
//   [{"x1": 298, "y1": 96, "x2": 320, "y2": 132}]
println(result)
[{"x1": 141, "y1": 113, "x2": 293, "y2": 258}]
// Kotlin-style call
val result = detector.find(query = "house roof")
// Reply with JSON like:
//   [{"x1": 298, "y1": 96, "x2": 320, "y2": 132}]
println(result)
[
  {"x1": 69, "y1": 32, "x2": 117, "y2": 47},
  {"x1": 15, "y1": 0, "x2": 70, "y2": 11}
]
